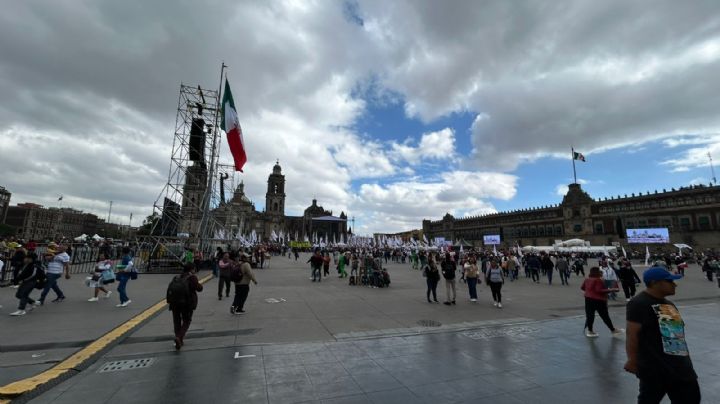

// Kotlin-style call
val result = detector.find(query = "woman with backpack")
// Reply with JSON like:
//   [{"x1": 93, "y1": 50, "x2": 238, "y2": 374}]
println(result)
[
  {"x1": 10, "y1": 253, "x2": 43, "y2": 316},
  {"x1": 168, "y1": 263, "x2": 203, "y2": 350},
  {"x1": 423, "y1": 254, "x2": 440, "y2": 303},
  {"x1": 485, "y1": 260, "x2": 504, "y2": 308}
]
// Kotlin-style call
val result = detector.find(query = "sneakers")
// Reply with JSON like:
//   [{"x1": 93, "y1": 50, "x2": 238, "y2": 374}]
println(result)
[
  {"x1": 10, "y1": 310, "x2": 26, "y2": 316},
  {"x1": 443, "y1": 302, "x2": 452, "y2": 306},
  {"x1": 51, "y1": 297, "x2": 65, "y2": 303},
  {"x1": 104, "y1": 291, "x2": 112, "y2": 299},
  {"x1": 11, "y1": 284, "x2": 19, "y2": 289},
  {"x1": 612, "y1": 328, "x2": 625, "y2": 337},
  {"x1": 585, "y1": 330, "x2": 599, "y2": 338},
  {"x1": 451, "y1": 301, "x2": 456, "y2": 305},
  {"x1": 33, "y1": 301, "x2": 41, "y2": 306},
  {"x1": 230, "y1": 306, "x2": 236, "y2": 314},
  {"x1": 88, "y1": 297, "x2": 99, "y2": 302},
  {"x1": 234, "y1": 309, "x2": 246, "y2": 315},
  {"x1": 497, "y1": 303, "x2": 503, "y2": 308},
  {"x1": 116, "y1": 300, "x2": 132, "y2": 308},
  {"x1": 626, "y1": 298, "x2": 631, "y2": 302},
  {"x1": 493, "y1": 302, "x2": 498, "y2": 307},
  {"x1": 470, "y1": 298, "x2": 477, "y2": 302}
]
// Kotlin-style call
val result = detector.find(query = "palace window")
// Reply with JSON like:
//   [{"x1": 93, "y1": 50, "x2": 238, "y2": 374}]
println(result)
[
  {"x1": 679, "y1": 216, "x2": 692, "y2": 231},
  {"x1": 594, "y1": 222, "x2": 604, "y2": 234},
  {"x1": 698, "y1": 216, "x2": 711, "y2": 230},
  {"x1": 573, "y1": 224, "x2": 582, "y2": 233}
]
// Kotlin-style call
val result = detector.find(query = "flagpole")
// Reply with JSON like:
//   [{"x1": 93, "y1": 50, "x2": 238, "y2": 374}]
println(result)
[{"x1": 571, "y1": 147, "x2": 577, "y2": 184}]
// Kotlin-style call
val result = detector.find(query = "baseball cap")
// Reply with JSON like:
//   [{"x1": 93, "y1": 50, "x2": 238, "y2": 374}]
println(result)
[{"x1": 643, "y1": 266, "x2": 683, "y2": 286}]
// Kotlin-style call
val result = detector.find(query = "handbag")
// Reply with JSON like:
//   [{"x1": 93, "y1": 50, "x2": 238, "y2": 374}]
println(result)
[{"x1": 101, "y1": 269, "x2": 116, "y2": 284}]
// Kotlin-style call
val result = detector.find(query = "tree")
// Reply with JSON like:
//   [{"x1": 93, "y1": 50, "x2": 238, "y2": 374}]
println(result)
[{"x1": 137, "y1": 213, "x2": 160, "y2": 236}]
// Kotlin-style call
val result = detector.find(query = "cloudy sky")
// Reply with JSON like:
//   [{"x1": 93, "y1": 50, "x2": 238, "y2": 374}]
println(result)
[{"x1": 1, "y1": 0, "x2": 720, "y2": 234}]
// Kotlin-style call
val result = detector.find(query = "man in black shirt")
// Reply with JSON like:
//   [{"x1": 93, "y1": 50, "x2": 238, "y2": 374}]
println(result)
[{"x1": 624, "y1": 267, "x2": 699, "y2": 403}]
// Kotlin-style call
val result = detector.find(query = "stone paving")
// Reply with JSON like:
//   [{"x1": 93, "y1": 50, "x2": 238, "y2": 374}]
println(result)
[
  {"x1": 27, "y1": 303, "x2": 720, "y2": 404},
  {"x1": 2, "y1": 254, "x2": 718, "y2": 402}
]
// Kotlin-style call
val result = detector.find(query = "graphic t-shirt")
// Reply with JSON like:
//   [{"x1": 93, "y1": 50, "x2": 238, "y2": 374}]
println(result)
[{"x1": 626, "y1": 291, "x2": 697, "y2": 380}]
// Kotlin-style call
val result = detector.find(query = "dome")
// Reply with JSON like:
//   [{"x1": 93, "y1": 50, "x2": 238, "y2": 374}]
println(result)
[{"x1": 272, "y1": 160, "x2": 282, "y2": 175}]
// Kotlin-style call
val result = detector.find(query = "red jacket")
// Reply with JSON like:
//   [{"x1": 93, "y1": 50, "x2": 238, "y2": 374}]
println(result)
[{"x1": 581, "y1": 277, "x2": 613, "y2": 301}]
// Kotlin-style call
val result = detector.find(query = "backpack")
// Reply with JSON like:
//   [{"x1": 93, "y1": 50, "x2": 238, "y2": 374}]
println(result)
[
  {"x1": 230, "y1": 265, "x2": 244, "y2": 283},
  {"x1": 166, "y1": 275, "x2": 191, "y2": 307}
]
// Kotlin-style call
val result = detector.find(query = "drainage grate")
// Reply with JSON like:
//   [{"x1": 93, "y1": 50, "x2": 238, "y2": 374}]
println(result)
[
  {"x1": 417, "y1": 320, "x2": 442, "y2": 327},
  {"x1": 98, "y1": 358, "x2": 155, "y2": 373}
]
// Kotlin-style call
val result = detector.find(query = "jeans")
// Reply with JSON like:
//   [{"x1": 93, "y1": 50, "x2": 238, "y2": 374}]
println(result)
[
  {"x1": 584, "y1": 297, "x2": 615, "y2": 332},
  {"x1": 117, "y1": 276, "x2": 130, "y2": 303},
  {"x1": 445, "y1": 279, "x2": 456, "y2": 302},
  {"x1": 232, "y1": 284, "x2": 250, "y2": 310},
  {"x1": 604, "y1": 279, "x2": 617, "y2": 300},
  {"x1": 312, "y1": 267, "x2": 322, "y2": 281},
  {"x1": 212, "y1": 262, "x2": 219, "y2": 277},
  {"x1": 172, "y1": 308, "x2": 194, "y2": 341},
  {"x1": 426, "y1": 278, "x2": 438, "y2": 301},
  {"x1": 467, "y1": 277, "x2": 478, "y2": 299},
  {"x1": 489, "y1": 281, "x2": 502, "y2": 302},
  {"x1": 559, "y1": 270, "x2": 570, "y2": 285},
  {"x1": 218, "y1": 276, "x2": 231, "y2": 297},
  {"x1": 16, "y1": 280, "x2": 37, "y2": 310},
  {"x1": 638, "y1": 377, "x2": 700, "y2": 404},
  {"x1": 547, "y1": 270, "x2": 553, "y2": 285},
  {"x1": 530, "y1": 268, "x2": 540, "y2": 282},
  {"x1": 40, "y1": 273, "x2": 64, "y2": 302}
]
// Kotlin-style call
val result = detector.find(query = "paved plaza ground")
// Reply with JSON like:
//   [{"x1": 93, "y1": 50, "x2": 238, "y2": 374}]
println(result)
[{"x1": 1, "y1": 254, "x2": 718, "y2": 403}]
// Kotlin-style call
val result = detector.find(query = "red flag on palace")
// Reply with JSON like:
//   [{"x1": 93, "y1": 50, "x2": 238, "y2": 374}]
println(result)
[{"x1": 221, "y1": 79, "x2": 247, "y2": 171}]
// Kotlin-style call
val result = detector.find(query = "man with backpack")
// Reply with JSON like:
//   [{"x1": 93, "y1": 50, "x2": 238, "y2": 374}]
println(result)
[
  {"x1": 231, "y1": 253, "x2": 257, "y2": 315},
  {"x1": 167, "y1": 263, "x2": 203, "y2": 350}
]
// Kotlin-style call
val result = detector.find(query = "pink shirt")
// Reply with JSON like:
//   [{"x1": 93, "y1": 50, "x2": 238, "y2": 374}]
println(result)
[{"x1": 581, "y1": 277, "x2": 612, "y2": 301}]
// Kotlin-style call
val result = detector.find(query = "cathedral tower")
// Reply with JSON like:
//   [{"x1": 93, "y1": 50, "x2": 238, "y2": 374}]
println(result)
[{"x1": 265, "y1": 160, "x2": 286, "y2": 216}]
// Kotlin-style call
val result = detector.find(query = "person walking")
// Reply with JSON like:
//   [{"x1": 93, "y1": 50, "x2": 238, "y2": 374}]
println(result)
[
  {"x1": 307, "y1": 250, "x2": 323, "y2": 282},
  {"x1": 617, "y1": 260, "x2": 642, "y2": 302},
  {"x1": 115, "y1": 247, "x2": 135, "y2": 307},
  {"x1": 168, "y1": 263, "x2": 203, "y2": 350},
  {"x1": 600, "y1": 260, "x2": 619, "y2": 301},
  {"x1": 581, "y1": 267, "x2": 623, "y2": 338},
  {"x1": 541, "y1": 254, "x2": 555, "y2": 285},
  {"x1": 527, "y1": 254, "x2": 541, "y2": 283},
  {"x1": 556, "y1": 256, "x2": 570, "y2": 285},
  {"x1": 337, "y1": 252, "x2": 348, "y2": 278},
  {"x1": 506, "y1": 255, "x2": 518, "y2": 282},
  {"x1": 212, "y1": 247, "x2": 223, "y2": 277},
  {"x1": 10, "y1": 254, "x2": 44, "y2": 316},
  {"x1": 624, "y1": 267, "x2": 699, "y2": 403},
  {"x1": 485, "y1": 260, "x2": 504, "y2": 308},
  {"x1": 88, "y1": 253, "x2": 113, "y2": 301},
  {"x1": 39, "y1": 245, "x2": 70, "y2": 304},
  {"x1": 231, "y1": 253, "x2": 258, "y2": 315},
  {"x1": 217, "y1": 252, "x2": 233, "y2": 300},
  {"x1": 463, "y1": 255, "x2": 480, "y2": 302},
  {"x1": 423, "y1": 254, "x2": 440, "y2": 303},
  {"x1": 440, "y1": 253, "x2": 457, "y2": 305}
]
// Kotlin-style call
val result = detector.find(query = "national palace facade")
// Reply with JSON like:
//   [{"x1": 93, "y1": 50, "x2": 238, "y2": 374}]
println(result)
[{"x1": 422, "y1": 183, "x2": 720, "y2": 249}]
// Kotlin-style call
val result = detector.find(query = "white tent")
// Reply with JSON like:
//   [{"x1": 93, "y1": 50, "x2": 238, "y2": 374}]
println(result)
[
  {"x1": 91, "y1": 234, "x2": 103, "y2": 241},
  {"x1": 74, "y1": 234, "x2": 88, "y2": 242}
]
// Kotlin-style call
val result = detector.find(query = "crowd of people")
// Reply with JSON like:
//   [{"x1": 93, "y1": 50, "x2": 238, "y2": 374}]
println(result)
[{"x1": 1, "y1": 237, "x2": 714, "y2": 402}]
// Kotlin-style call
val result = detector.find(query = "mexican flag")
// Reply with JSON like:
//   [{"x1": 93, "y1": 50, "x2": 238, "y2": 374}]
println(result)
[
  {"x1": 221, "y1": 79, "x2": 247, "y2": 172},
  {"x1": 573, "y1": 151, "x2": 586, "y2": 162}
]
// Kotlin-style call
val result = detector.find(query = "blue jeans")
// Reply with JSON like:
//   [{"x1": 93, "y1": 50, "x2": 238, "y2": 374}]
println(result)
[
  {"x1": 40, "y1": 273, "x2": 64, "y2": 302},
  {"x1": 547, "y1": 270, "x2": 553, "y2": 285},
  {"x1": 117, "y1": 276, "x2": 130, "y2": 303},
  {"x1": 467, "y1": 277, "x2": 478, "y2": 299}
]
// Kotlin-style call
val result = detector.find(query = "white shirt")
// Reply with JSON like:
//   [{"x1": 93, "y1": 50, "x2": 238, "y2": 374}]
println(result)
[
  {"x1": 47, "y1": 252, "x2": 70, "y2": 274},
  {"x1": 600, "y1": 266, "x2": 618, "y2": 281}
]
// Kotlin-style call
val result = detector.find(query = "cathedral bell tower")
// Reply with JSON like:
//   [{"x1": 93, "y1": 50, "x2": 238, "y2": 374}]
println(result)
[{"x1": 265, "y1": 160, "x2": 286, "y2": 216}]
